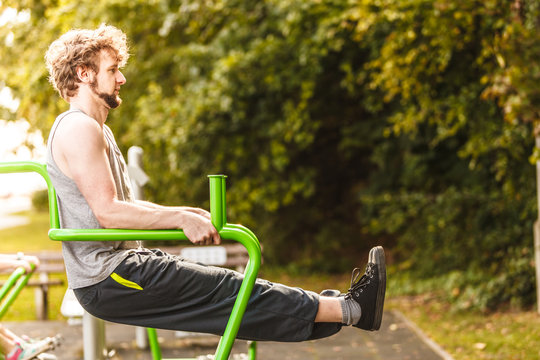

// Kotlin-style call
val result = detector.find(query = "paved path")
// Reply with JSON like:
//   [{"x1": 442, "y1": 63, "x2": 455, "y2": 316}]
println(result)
[{"x1": 3, "y1": 310, "x2": 453, "y2": 360}]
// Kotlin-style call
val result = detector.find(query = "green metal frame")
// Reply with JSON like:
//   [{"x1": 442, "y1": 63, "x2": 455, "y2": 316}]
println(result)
[
  {"x1": 0, "y1": 161, "x2": 261, "y2": 360},
  {"x1": 0, "y1": 264, "x2": 37, "y2": 360},
  {"x1": 0, "y1": 264, "x2": 36, "y2": 319}
]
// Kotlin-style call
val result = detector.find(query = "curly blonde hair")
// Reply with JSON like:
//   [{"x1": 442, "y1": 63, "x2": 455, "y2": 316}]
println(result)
[{"x1": 45, "y1": 24, "x2": 129, "y2": 100}]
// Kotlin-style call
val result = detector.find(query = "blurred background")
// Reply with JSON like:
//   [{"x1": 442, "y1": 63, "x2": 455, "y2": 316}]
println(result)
[{"x1": 0, "y1": 1, "x2": 539, "y2": 357}]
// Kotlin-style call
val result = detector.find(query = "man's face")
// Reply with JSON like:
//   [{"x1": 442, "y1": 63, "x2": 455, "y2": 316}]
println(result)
[{"x1": 90, "y1": 49, "x2": 126, "y2": 109}]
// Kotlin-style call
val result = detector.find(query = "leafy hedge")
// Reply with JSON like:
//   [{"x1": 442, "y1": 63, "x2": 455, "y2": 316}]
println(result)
[{"x1": 3, "y1": 0, "x2": 540, "y2": 310}]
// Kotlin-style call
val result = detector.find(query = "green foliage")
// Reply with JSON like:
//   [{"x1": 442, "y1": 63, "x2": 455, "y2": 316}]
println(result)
[
  {"x1": 1, "y1": 0, "x2": 539, "y2": 309},
  {"x1": 483, "y1": 0, "x2": 540, "y2": 129},
  {"x1": 361, "y1": 183, "x2": 535, "y2": 275},
  {"x1": 31, "y1": 189, "x2": 49, "y2": 212},
  {"x1": 390, "y1": 246, "x2": 536, "y2": 312}
]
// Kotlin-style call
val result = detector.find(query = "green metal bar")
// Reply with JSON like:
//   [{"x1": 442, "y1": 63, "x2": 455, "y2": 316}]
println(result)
[
  {"x1": 0, "y1": 264, "x2": 36, "y2": 319},
  {"x1": 208, "y1": 175, "x2": 227, "y2": 231},
  {"x1": 0, "y1": 267, "x2": 26, "y2": 302},
  {"x1": 146, "y1": 328, "x2": 162, "y2": 360},
  {"x1": 214, "y1": 225, "x2": 261, "y2": 360},
  {"x1": 248, "y1": 341, "x2": 257, "y2": 360},
  {"x1": 49, "y1": 228, "x2": 188, "y2": 241},
  {"x1": 146, "y1": 328, "x2": 200, "y2": 360},
  {"x1": 221, "y1": 177, "x2": 227, "y2": 224},
  {"x1": 0, "y1": 161, "x2": 59, "y2": 229}
]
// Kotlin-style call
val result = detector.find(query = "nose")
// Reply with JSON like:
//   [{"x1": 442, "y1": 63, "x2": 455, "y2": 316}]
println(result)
[{"x1": 117, "y1": 70, "x2": 126, "y2": 85}]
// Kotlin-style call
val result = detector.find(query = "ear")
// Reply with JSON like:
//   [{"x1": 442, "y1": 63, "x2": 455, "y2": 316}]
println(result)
[{"x1": 76, "y1": 65, "x2": 94, "y2": 84}]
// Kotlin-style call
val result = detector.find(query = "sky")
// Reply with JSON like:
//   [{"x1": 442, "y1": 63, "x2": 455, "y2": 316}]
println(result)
[{"x1": 0, "y1": 86, "x2": 47, "y2": 198}]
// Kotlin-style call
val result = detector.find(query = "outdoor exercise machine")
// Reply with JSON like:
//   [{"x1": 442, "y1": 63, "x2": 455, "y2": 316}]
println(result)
[
  {"x1": 0, "y1": 261, "x2": 36, "y2": 320},
  {"x1": 0, "y1": 248, "x2": 60, "y2": 360},
  {"x1": 0, "y1": 161, "x2": 262, "y2": 360}
]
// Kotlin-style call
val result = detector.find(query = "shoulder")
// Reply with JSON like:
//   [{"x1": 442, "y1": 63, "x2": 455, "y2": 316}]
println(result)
[
  {"x1": 54, "y1": 111, "x2": 105, "y2": 152},
  {"x1": 58, "y1": 111, "x2": 101, "y2": 132},
  {"x1": 55, "y1": 111, "x2": 103, "y2": 140}
]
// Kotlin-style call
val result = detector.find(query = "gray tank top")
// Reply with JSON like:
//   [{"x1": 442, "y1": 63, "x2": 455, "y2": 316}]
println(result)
[{"x1": 46, "y1": 109, "x2": 140, "y2": 289}]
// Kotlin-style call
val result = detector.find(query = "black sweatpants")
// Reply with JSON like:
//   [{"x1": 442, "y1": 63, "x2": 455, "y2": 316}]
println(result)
[{"x1": 73, "y1": 249, "x2": 342, "y2": 342}]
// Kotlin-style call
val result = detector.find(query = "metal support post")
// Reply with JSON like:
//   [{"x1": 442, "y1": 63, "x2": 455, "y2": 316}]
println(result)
[
  {"x1": 535, "y1": 222, "x2": 540, "y2": 314},
  {"x1": 535, "y1": 136, "x2": 540, "y2": 314},
  {"x1": 128, "y1": 146, "x2": 149, "y2": 201},
  {"x1": 83, "y1": 311, "x2": 106, "y2": 360},
  {"x1": 128, "y1": 146, "x2": 151, "y2": 348}
]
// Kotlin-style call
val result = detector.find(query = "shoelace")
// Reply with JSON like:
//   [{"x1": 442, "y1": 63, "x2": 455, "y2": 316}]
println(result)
[{"x1": 345, "y1": 264, "x2": 375, "y2": 299}]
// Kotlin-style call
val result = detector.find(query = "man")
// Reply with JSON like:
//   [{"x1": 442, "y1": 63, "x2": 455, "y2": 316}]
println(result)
[{"x1": 44, "y1": 24, "x2": 386, "y2": 342}]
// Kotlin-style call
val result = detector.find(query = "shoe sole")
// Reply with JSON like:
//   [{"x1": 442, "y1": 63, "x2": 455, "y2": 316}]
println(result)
[{"x1": 369, "y1": 246, "x2": 386, "y2": 330}]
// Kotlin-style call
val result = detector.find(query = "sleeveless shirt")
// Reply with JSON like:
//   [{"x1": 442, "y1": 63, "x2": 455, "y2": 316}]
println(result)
[{"x1": 46, "y1": 109, "x2": 140, "y2": 289}]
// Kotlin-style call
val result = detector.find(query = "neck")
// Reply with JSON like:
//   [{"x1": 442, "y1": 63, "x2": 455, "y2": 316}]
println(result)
[{"x1": 68, "y1": 89, "x2": 109, "y2": 126}]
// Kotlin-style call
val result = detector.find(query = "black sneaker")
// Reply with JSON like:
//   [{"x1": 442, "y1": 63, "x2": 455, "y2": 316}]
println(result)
[{"x1": 347, "y1": 246, "x2": 386, "y2": 331}]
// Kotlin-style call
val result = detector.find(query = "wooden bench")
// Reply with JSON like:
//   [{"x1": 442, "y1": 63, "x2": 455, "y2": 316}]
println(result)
[
  {"x1": 158, "y1": 243, "x2": 261, "y2": 271},
  {"x1": 0, "y1": 251, "x2": 65, "y2": 320}
]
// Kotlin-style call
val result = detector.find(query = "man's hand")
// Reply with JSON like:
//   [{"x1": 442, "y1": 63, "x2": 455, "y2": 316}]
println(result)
[
  {"x1": 23, "y1": 255, "x2": 40, "y2": 270},
  {"x1": 8, "y1": 254, "x2": 40, "y2": 273},
  {"x1": 182, "y1": 212, "x2": 221, "y2": 245}
]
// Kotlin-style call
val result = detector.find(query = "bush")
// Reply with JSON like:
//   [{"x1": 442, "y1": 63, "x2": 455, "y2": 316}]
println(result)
[
  {"x1": 390, "y1": 247, "x2": 537, "y2": 312},
  {"x1": 31, "y1": 189, "x2": 49, "y2": 212}
]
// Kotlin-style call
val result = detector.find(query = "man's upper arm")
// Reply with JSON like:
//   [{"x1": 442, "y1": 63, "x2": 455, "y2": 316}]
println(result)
[{"x1": 53, "y1": 114, "x2": 118, "y2": 219}]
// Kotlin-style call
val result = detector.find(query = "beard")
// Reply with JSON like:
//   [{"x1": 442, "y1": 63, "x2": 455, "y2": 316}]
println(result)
[{"x1": 90, "y1": 79, "x2": 122, "y2": 109}]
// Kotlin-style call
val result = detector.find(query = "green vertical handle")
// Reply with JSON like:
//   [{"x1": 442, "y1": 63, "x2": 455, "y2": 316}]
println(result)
[{"x1": 208, "y1": 175, "x2": 227, "y2": 231}]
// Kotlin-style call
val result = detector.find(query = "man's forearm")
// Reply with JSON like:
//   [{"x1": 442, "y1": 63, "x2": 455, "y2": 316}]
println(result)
[
  {"x1": 96, "y1": 199, "x2": 186, "y2": 229},
  {"x1": 95, "y1": 199, "x2": 220, "y2": 245},
  {"x1": 135, "y1": 200, "x2": 211, "y2": 220}
]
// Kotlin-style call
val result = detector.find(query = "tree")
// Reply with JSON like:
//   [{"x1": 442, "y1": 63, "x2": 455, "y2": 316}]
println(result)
[{"x1": 1, "y1": 0, "x2": 538, "y2": 308}]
